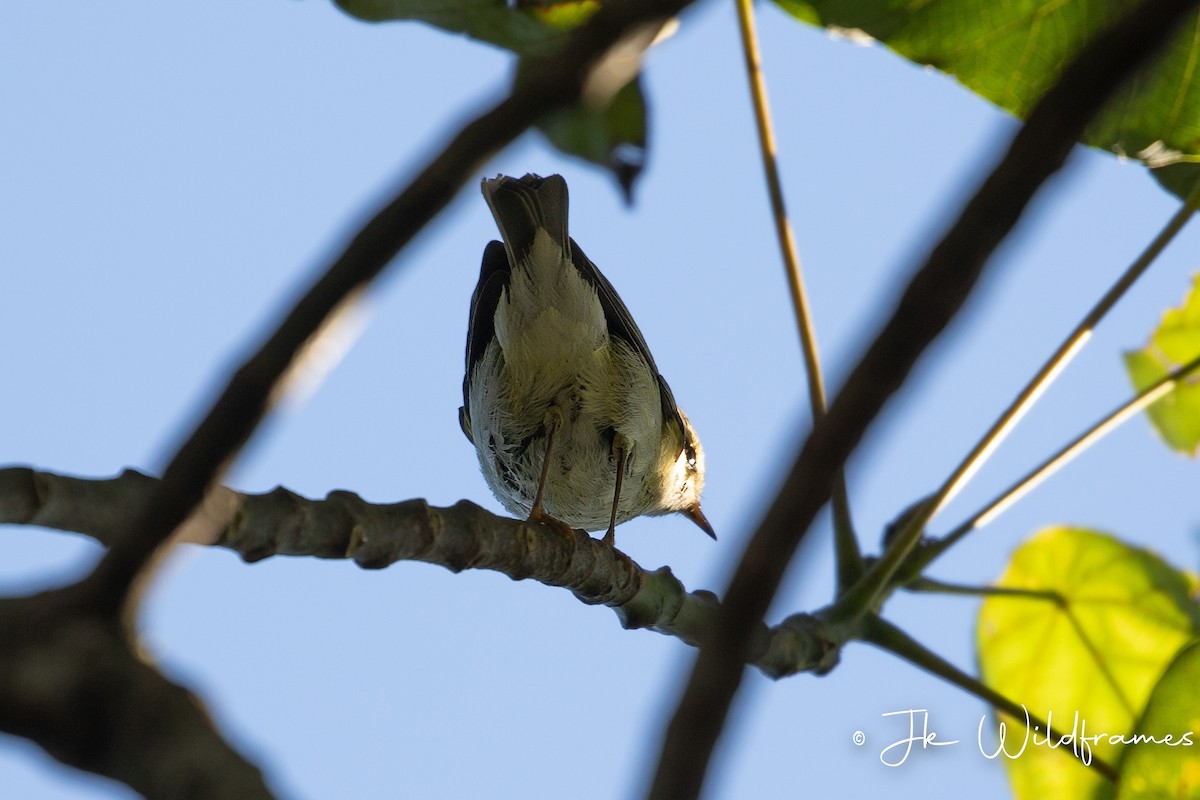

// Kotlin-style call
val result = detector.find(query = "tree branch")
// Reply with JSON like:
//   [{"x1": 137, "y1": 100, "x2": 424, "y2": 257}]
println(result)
[
  {"x1": 0, "y1": 595, "x2": 275, "y2": 799},
  {"x1": 646, "y1": 1, "x2": 1200, "y2": 798},
  {"x1": 909, "y1": 350, "x2": 1200, "y2": 574},
  {"x1": 71, "y1": 0, "x2": 703, "y2": 621},
  {"x1": 0, "y1": 466, "x2": 839, "y2": 679}
]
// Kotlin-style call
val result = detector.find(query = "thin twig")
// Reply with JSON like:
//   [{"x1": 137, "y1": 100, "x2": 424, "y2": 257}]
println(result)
[
  {"x1": 906, "y1": 576, "x2": 1063, "y2": 604},
  {"x1": 734, "y1": 0, "x2": 861, "y2": 588},
  {"x1": 861, "y1": 615, "x2": 1119, "y2": 782},
  {"x1": 926, "y1": 173, "x2": 1200, "y2": 521},
  {"x1": 647, "y1": 2, "x2": 1199, "y2": 798},
  {"x1": 909, "y1": 351, "x2": 1200, "y2": 573}
]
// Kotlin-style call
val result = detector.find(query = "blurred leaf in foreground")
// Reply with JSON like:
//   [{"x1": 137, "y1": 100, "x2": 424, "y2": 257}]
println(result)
[
  {"x1": 335, "y1": 0, "x2": 649, "y2": 193},
  {"x1": 537, "y1": 77, "x2": 647, "y2": 201}
]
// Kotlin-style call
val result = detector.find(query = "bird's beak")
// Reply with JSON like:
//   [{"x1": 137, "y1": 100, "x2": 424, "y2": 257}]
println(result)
[{"x1": 683, "y1": 503, "x2": 717, "y2": 540}]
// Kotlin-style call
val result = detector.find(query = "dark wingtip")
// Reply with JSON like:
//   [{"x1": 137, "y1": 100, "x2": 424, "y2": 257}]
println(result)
[{"x1": 683, "y1": 503, "x2": 717, "y2": 540}]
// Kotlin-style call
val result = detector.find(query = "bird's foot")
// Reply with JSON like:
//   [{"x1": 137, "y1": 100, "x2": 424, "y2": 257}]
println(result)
[
  {"x1": 526, "y1": 505, "x2": 577, "y2": 538},
  {"x1": 601, "y1": 526, "x2": 616, "y2": 548}
]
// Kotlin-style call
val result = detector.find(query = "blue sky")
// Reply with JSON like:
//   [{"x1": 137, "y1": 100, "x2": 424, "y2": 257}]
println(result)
[{"x1": 2, "y1": 2, "x2": 1198, "y2": 799}]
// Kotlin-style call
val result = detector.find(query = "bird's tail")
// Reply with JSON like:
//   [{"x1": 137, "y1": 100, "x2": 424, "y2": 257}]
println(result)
[{"x1": 481, "y1": 173, "x2": 569, "y2": 260}]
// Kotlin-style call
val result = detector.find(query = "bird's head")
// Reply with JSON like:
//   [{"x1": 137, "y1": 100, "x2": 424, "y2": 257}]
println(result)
[{"x1": 658, "y1": 410, "x2": 715, "y2": 539}]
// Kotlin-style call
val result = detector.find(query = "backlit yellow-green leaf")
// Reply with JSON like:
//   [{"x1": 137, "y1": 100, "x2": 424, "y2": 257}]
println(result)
[
  {"x1": 1123, "y1": 274, "x2": 1200, "y2": 456},
  {"x1": 977, "y1": 527, "x2": 1200, "y2": 800}
]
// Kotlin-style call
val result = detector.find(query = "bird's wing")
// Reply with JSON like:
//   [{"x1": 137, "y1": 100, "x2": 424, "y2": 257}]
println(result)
[
  {"x1": 568, "y1": 238, "x2": 689, "y2": 442},
  {"x1": 476, "y1": 172, "x2": 690, "y2": 449},
  {"x1": 460, "y1": 239, "x2": 510, "y2": 444}
]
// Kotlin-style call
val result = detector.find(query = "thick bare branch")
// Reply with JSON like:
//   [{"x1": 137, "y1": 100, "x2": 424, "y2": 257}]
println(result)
[
  {"x1": 646, "y1": 1, "x2": 1200, "y2": 798},
  {"x1": 0, "y1": 594, "x2": 274, "y2": 799}
]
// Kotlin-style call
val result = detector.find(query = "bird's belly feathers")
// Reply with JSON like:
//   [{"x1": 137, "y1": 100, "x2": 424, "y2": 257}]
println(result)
[{"x1": 467, "y1": 333, "x2": 664, "y2": 532}]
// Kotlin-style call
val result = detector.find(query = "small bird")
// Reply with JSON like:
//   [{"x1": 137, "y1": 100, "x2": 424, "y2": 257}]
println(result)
[{"x1": 459, "y1": 173, "x2": 714, "y2": 547}]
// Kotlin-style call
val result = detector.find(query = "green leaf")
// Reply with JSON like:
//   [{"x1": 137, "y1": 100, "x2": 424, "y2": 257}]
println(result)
[
  {"x1": 333, "y1": 0, "x2": 567, "y2": 54},
  {"x1": 1116, "y1": 639, "x2": 1200, "y2": 799},
  {"x1": 334, "y1": 0, "x2": 646, "y2": 192},
  {"x1": 1123, "y1": 274, "x2": 1200, "y2": 456},
  {"x1": 777, "y1": 0, "x2": 1200, "y2": 200},
  {"x1": 977, "y1": 527, "x2": 1200, "y2": 800},
  {"x1": 774, "y1": 0, "x2": 820, "y2": 26},
  {"x1": 524, "y1": 0, "x2": 600, "y2": 31},
  {"x1": 537, "y1": 77, "x2": 648, "y2": 199}
]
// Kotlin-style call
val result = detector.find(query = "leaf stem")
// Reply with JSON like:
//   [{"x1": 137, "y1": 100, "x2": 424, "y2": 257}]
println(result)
[
  {"x1": 862, "y1": 615, "x2": 1118, "y2": 782},
  {"x1": 906, "y1": 576, "x2": 1063, "y2": 604}
]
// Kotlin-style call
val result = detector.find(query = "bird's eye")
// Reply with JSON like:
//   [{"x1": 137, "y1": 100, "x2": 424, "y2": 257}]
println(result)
[{"x1": 684, "y1": 445, "x2": 698, "y2": 470}]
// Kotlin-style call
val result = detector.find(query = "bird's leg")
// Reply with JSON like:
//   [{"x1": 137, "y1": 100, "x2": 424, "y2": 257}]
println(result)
[
  {"x1": 603, "y1": 434, "x2": 631, "y2": 548},
  {"x1": 527, "y1": 406, "x2": 574, "y2": 536}
]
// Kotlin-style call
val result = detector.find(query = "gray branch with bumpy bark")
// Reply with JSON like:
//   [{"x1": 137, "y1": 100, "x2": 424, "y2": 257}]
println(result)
[{"x1": 0, "y1": 466, "x2": 838, "y2": 678}]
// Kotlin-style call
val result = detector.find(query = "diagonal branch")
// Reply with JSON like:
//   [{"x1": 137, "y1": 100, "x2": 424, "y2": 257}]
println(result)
[
  {"x1": 70, "y1": 0, "x2": 705, "y2": 621},
  {"x1": 0, "y1": 466, "x2": 840, "y2": 678},
  {"x1": 921, "y1": 173, "x2": 1200, "y2": 524},
  {"x1": 646, "y1": 1, "x2": 1200, "y2": 798},
  {"x1": 0, "y1": 594, "x2": 275, "y2": 799},
  {"x1": 908, "y1": 350, "x2": 1200, "y2": 574}
]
